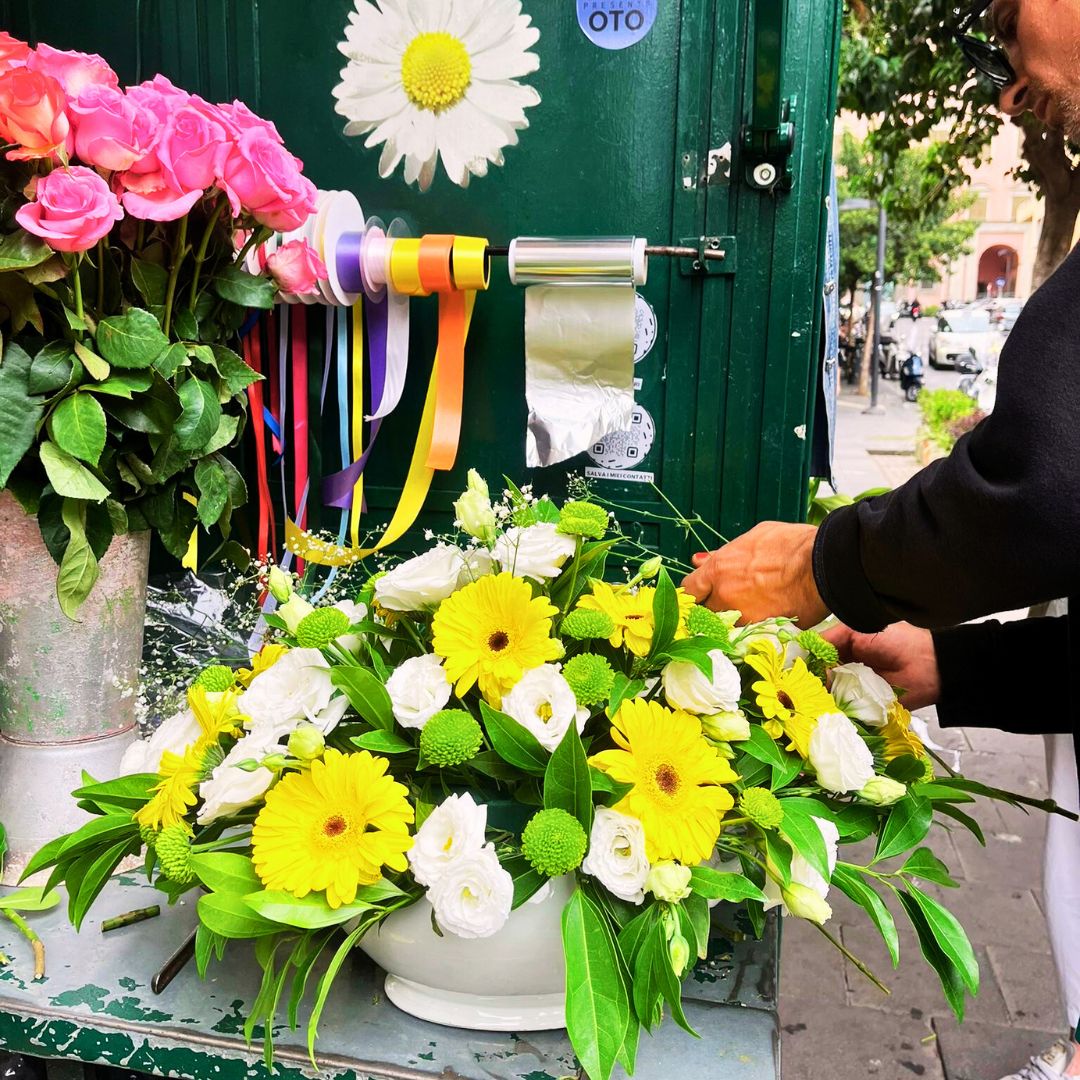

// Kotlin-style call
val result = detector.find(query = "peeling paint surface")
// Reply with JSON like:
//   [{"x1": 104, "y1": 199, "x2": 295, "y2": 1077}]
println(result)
[{"x1": 0, "y1": 879, "x2": 779, "y2": 1079}]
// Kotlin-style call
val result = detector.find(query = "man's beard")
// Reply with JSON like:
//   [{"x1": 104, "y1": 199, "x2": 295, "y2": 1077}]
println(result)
[{"x1": 1034, "y1": 45, "x2": 1080, "y2": 143}]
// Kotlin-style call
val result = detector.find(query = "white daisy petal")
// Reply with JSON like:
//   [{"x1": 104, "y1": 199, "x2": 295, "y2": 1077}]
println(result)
[
  {"x1": 333, "y1": 84, "x2": 410, "y2": 123},
  {"x1": 466, "y1": 79, "x2": 541, "y2": 126},
  {"x1": 462, "y1": 5, "x2": 528, "y2": 55}
]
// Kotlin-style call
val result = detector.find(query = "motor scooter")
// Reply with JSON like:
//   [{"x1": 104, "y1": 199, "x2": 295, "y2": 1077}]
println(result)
[{"x1": 900, "y1": 350, "x2": 924, "y2": 402}]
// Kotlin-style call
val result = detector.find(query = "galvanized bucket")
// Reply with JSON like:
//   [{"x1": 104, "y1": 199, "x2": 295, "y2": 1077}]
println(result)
[{"x1": 0, "y1": 491, "x2": 147, "y2": 882}]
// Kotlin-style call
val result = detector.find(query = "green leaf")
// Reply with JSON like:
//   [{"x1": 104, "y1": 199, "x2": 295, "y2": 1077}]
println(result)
[
  {"x1": 874, "y1": 794, "x2": 933, "y2": 863},
  {"x1": 905, "y1": 883, "x2": 979, "y2": 993},
  {"x1": 173, "y1": 308, "x2": 199, "y2": 340},
  {"x1": 194, "y1": 457, "x2": 229, "y2": 528},
  {"x1": 49, "y1": 392, "x2": 107, "y2": 466},
  {"x1": 0, "y1": 230, "x2": 51, "y2": 271},
  {"x1": 72, "y1": 837, "x2": 139, "y2": 929},
  {"x1": 885, "y1": 754, "x2": 929, "y2": 784},
  {"x1": 590, "y1": 767, "x2": 634, "y2": 804},
  {"x1": 96, "y1": 308, "x2": 169, "y2": 369},
  {"x1": 195, "y1": 925, "x2": 226, "y2": 979},
  {"x1": 934, "y1": 802, "x2": 986, "y2": 845},
  {"x1": 29, "y1": 342, "x2": 75, "y2": 394},
  {"x1": 479, "y1": 700, "x2": 549, "y2": 775},
  {"x1": 153, "y1": 342, "x2": 189, "y2": 379},
  {"x1": 40, "y1": 440, "x2": 109, "y2": 502},
  {"x1": 688, "y1": 866, "x2": 767, "y2": 903},
  {"x1": 197, "y1": 891, "x2": 281, "y2": 939},
  {"x1": 331, "y1": 666, "x2": 395, "y2": 731},
  {"x1": 899, "y1": 847, "x2": 960, "y2": 888},
  {"x1": 647, "y1": 567, "x2": 681, "y2": 658},
  {"x1": 630, "y1": 918, "x2": 665, "y2": 1032},
  {"x1": 213, "y1": 265, "x2": 276, "y2": 309},
  {"x1": 777, "y1": 799, "x2": 832, "y2": 881},
  {"x1": 243, "y1": 889, "x2": 403, "y2": 930},
  {"x1": 189, "y1": 851, "x2": 264, "y2": 895},
  {"x1": 0, "y1": 886, "x2": 60, "y2": 913},
  {"x1": 57, "y1": 499, "x2": 100, "y2": 618},
  {"x1": 682, "y1": 892, "x2": 711, "y2": 960},
  {"x1": 562, "y1": 888, "x2": 632, "y2": 1080},
  {"x1": 204, "y1": 412, "x2": 241, "y2": 455},
  {"x1": 544, "y1": 725, "x2": 593, "y2": 831},
  {"x1": 70, "y1": 773, "x2": 157, "y2": 812},
  {"x1": 351, "y1": 729, "x2": 414, "y2": 754},
  {"x1": 211, "y1": 344, "x2": 261, "y2": 395},
  {"x1": 130, "y1": 257, "x2": 169, "y2": 307},
  {"x1": 103, "y1": 375, "x2": 182, "y2": 434},
  {"x1": 763, "y1": 830, "x2": 793, "y2": 888},
  {"x1": 0, "y1": 341, "x2": 42, "y2": 487},
  {"x1": 741, "y1": 724, "x2": 789, "y2": 769},
  {"x1": 85, "y1": 371, "x2": 154, "y2": 399},
  {"x1": 18, "y1": 833, "x2": 70, "y2": 882},
  {"x1": 175, "y1": 377, "x2": 221, "y2": 450},
  {"x1": 73, "y1": 341, "x2": 110, "y2": 381},
  {"x1": 617, "y1": 904, "x2": 658, "y2": 969},
  {"x1": 501, "y1": 853, "x2": 548, "y2": 909},
  {"x1": 897, "y1": 890, "x2": 968, "y2": 1022},
  {"x1": 468, "y1": 749, "x2": 522, "y2": 781},
  {"x1": 605, "y1": 673, "x2": 645, "y2": 720},
  {"x1": 831, "y1": 863, "x2": 899, "y2": 967}
]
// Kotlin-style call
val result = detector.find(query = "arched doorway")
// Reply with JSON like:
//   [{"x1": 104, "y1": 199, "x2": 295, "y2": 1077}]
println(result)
[{"x1": 977, "y1": 245, "x2": 1019, "y2": 296}]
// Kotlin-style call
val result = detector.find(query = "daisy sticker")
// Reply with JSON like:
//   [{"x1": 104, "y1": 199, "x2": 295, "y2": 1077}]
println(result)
[{"x1": 333, "y1": 0, "x2": 542, "y2": 191}]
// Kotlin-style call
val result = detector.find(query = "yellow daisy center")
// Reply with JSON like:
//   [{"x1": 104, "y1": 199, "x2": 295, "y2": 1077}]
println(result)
[
  {"x1": 653, "y1": 762, "x2": 680, "y2": 797},
  {"x1": 487, "y1": 629, "x2": 510, "y2": 652},
  {"x1": 401, "y1": 31, "x2": 471, "y2": 112}
]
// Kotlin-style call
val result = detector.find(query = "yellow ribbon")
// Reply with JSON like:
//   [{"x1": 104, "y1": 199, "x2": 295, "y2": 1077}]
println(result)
[
  {"x1": 349, "y1": 300, "x2": 365, "y2": 548},
  {"x1": 182, "y1": 492, "x2": 199, "y2": 570}
]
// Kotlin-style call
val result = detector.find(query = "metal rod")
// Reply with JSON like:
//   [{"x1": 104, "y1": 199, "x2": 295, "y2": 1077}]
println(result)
[
  {"x1": 151, "y1": 927, "x2": 197, "y2": 995},
  {"x1": 482, "y1": 244, "x2": 726, "y2": 262},
  {"x1": 866, "y1": 205, "x2": 888, "y2": 414}
]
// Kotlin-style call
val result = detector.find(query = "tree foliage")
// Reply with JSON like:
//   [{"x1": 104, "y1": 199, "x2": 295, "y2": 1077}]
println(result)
[{"x1": 836, "y1": 132, "x2": 978, "y2": 297}]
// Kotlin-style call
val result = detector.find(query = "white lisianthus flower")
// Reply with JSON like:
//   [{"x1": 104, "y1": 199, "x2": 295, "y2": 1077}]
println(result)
[
  {"x1": 493, "y1": 522, "x2": 576, "y2": 581},
  {"x1": 374, "y1": 544, "x2": 492, "y2": 611},
  {"x1": 240, "y1": 648, "x2": 348, "y2": 740},
  {"x1": 408, "y1": 792, "x2": 488, "y2": 887},
  {"x1": 427, "y1": 843, "x2": 514, "y2": 939},
  {"x1": 858, "y1": 775, "x2": 907, "y2": 807},
  {"x1": 500, "y1": 664, "x2": 587, "y2": 751},
  {"x1": 662, "y1": 650, "x2": 742, "y2": 714},
  {"x1": 763, "y1": 816, "x2": 839, "y2": 922},
  {"x1": 733, "y1": 619, "x2": 807, "y2": 668},
  {"x1": 829, "y1": 662, "x2": 896, "y2": 728},
  {"x1": 646, "y1": 861, "x2": 693, "y2": 902},
  {"x1": 581, "y1": 807, "x2": 650, "y2": 904},
  {"x1": 277, "y1": 593, "x2": 315, "y2": 633},
  {"x1": 196, "y1": 730, "x2": 283, "y2": 824},
  {"x1": 808, "y1": 712, "x2": 876, "y2": 793},
  {"x1": 700, "y1": 710, "x2": 752, "y2": 742},
  {"x1": 454, "y1": 469, "x2": 497, "y2": 545},
  {"x1": 119, "y1": 707, "x2": 200, "y2": 775},
  {"x1": 385, "y1": 653, "x2": 452, "y2": 730},
  {"x1": 332, "y1": 598, "x2": 368, "y2": 654}
]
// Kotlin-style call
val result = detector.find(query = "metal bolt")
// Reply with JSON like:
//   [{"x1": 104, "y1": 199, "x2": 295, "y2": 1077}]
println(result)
[
  {"x1": 752, "y1": 162, "x2": 777, "y2": 187},
  {"x1": 707, "y1": 238, "x2": 720, "y2": 250},
  {"x1": 692, "y1": 259, "x2": 702, "y2": 271}
]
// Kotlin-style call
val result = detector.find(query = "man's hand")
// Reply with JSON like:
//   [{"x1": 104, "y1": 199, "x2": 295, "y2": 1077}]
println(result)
[
  {"x1": 681, "y1": 522, "x2": 828, "y2": 628},
  {"x1": 823, "y1": 622, "x2": 941, "y2": 710}
]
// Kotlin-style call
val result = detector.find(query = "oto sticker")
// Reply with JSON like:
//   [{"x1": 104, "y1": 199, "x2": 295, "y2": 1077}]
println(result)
[
  {"x1": 576, "y1": 0, "x2": 658, "y2": 50},
  {"x1": 587, "y1": 405, "x2": 656, "y2": 470},
  {"x1": 634, "y1": 294, "x2": 657, "y2": 362}
]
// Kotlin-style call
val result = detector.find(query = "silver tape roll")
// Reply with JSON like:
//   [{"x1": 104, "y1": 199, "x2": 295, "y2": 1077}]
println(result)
[{"x1": 508, "y1": 237, "x2": 647, "y2": 287}]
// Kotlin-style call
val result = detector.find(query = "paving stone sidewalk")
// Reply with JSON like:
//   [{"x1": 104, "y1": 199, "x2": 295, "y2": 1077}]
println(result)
[{"x1": 782, "y1": 374, "x2": 1065, "y2": 1079}]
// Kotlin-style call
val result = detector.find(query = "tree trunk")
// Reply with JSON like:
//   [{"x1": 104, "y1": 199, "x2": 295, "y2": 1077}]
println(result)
[
  {"x1": 1020, "y1": 117, "x2": 1080, "y2": 290},
  {"x1": 857, "y1": 308, "x2": 874, "y2": 396}
]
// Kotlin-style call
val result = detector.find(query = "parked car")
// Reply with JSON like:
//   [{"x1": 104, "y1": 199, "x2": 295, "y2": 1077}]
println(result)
[
  {"x1": 928, "y1": 310, "x2": 1004, "y2": 369},
  {"x1": 997, "y1": 299, "x2": 1024, "y2": 332}
]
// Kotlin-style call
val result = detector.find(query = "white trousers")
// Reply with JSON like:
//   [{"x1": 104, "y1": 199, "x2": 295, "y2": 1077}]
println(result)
[{"x1": 1045, "y1": 730, "x2": 1080, "y2": 1033}]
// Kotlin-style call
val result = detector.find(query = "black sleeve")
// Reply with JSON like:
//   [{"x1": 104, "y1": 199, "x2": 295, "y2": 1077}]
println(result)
[
  {"x1": 811, "y1": 247, "x2": 1080, "y2": 633},
  {"x1": 932, "y1": 616, "x2": 1071, "y2": 734}
]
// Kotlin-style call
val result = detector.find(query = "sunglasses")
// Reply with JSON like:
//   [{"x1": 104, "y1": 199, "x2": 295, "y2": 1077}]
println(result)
[{"x1": 953, "y1": 0, "x2": 1017, "y2": 87}]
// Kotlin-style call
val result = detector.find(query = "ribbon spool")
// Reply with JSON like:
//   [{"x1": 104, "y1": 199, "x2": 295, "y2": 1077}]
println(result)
[
  {"x1": 321, "y1": 190, "x2": 366, "y2": 307},
  {"x1": 508, "y1": 236, "x2": 648, "y2": 287}
]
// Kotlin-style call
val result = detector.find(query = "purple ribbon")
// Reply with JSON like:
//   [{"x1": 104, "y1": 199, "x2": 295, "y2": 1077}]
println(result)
[
  {"x1": 367, "y1": 297, "x2": 388, "y2": 416},
  {"x1": 321, "y1": 418, "x2": 383, "y2": 508},
  {"x1": 336, "y1": 231, "x2": 364, "y2": 296}
]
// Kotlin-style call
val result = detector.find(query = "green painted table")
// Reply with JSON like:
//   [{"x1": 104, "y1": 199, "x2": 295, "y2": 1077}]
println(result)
[{"x1": 0, "y1": 878, "x2": 779, "y2": 1079}]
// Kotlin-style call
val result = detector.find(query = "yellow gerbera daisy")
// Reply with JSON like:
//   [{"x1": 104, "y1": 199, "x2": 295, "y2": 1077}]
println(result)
[
  {"x1": 881, "y1": 701, "x2": 925, "y2": 762},
  {"x1": 188, "y1": 685, "x2": 246, "y2": 752},
  {"x1": 432, "y1": 572, "x2": 561, "y2": 704},
  {"x1": 576, "y1": 581, "x2": 696, "y2": 657},
  {"x1": 135, "y1": 745, "x2": 203, "y2": 832},
  {"x1": 744, "y1": 643, "x2": 836, "y2": 758},
  {"x1": 251, "y1": 749, "x2": 414, "y2": 909},
  {"x1": 236, "y1": 643, "x2": 288, "y2": 687},
  {"x1": 589, "y1": 698, "x2": 738, "y2": 865}
]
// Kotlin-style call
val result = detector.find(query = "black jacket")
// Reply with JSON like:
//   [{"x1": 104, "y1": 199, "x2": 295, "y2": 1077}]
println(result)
[{"x1": 812, "y1": 243, "x2": 1080, "y2": 774}]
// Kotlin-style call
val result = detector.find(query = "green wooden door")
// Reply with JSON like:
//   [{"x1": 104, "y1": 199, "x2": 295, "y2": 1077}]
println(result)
[{"x1": 2, "y1": 0, "x2": 841, "y2": 562}]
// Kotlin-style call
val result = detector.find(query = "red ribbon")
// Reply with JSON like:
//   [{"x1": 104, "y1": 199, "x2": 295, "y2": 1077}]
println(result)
[{"x1": 243, "y1": 327, "x2": 275, "y2": 562}]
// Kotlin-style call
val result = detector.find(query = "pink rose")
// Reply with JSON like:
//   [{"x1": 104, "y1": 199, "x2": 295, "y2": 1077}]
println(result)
[
  {"x1": 69, "y1": 84, "x2": 158, "y2": 172},
  {"x1": 216, "y1": 99, "x2": 283, "y2": 144},
  {"x1": 0, "y1": 68, "x2": 71, "y2": 161},
  {"x1": 16, "y1": 165, "x2": 123, "y2": 252},
  {"x1": 156, "y1": 96, "x2": 232, "y2": 193},
  {"x1": 115, "y1": 163, "x2": 202, "y2": 222},
  {"x1": 0, "y1": 31, "x2": 31, "y2": 73},
  {"x1": 219, "y1": 127, "x2": 316, "y2": 231},
  {"x1": 266, "y1": 239, "x2": 327, "y2": 296},
  {"x1": 27, "y1": 43, "x2": 117, "y2": 96},
  {"x1": 126, "y1": 74, "x2": 190, "y2": 125}
]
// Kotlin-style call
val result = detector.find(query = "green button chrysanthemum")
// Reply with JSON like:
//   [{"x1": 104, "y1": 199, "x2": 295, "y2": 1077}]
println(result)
[
  {"x1": 155, "y1": 824, "x2": 196, "y2": 885},
  {"x1": 419, "y1": 709, "x2": 483, "y2": 767},
  {"x1": 562, "y1": 653, "x2": 615, "y2": 706},
  {"x1": 561, "y1": 609, "x2": 616, "y2": 641},
  {"x1": 686, "y1": 605, "x2": 732, "y2": 641},
  {"x1": 557, "y1": 501, "x2": 609, "y2": 539},
  {"x1": 194, "y1": 664, "x2": 235, "y2": 693},
  {"x1": 138, "y1": 823, "x2": 158, "y2": 851},
  {"x1": 358, "y1": 571, "x2": 387, "y2": 606},
  {"x1": 739, "y1": 787, "x2": 785, "y2": 830},
  {"x1": 797, "y1": 629, "x2": 839, "y2": 678},
  {"x1": 295, "y1": 607, "x2": 351, "y2": 649},
  {"x1": 521, "y1": 808, "x2": 588, "y2": 877}
]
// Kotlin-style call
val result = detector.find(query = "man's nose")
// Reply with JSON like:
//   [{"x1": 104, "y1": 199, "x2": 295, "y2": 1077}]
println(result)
[{"x1": 999, "y1": 75, "x2": 1031, "y2": 115}]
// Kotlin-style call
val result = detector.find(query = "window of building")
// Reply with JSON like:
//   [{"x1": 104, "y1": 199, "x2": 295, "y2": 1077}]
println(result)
[
  {"x1": 1013, "y1": 194, "x2": 1034, "y2": 222},
  {"x1": 969, "y1": 195, "x2": 988, "y2": 221}
]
